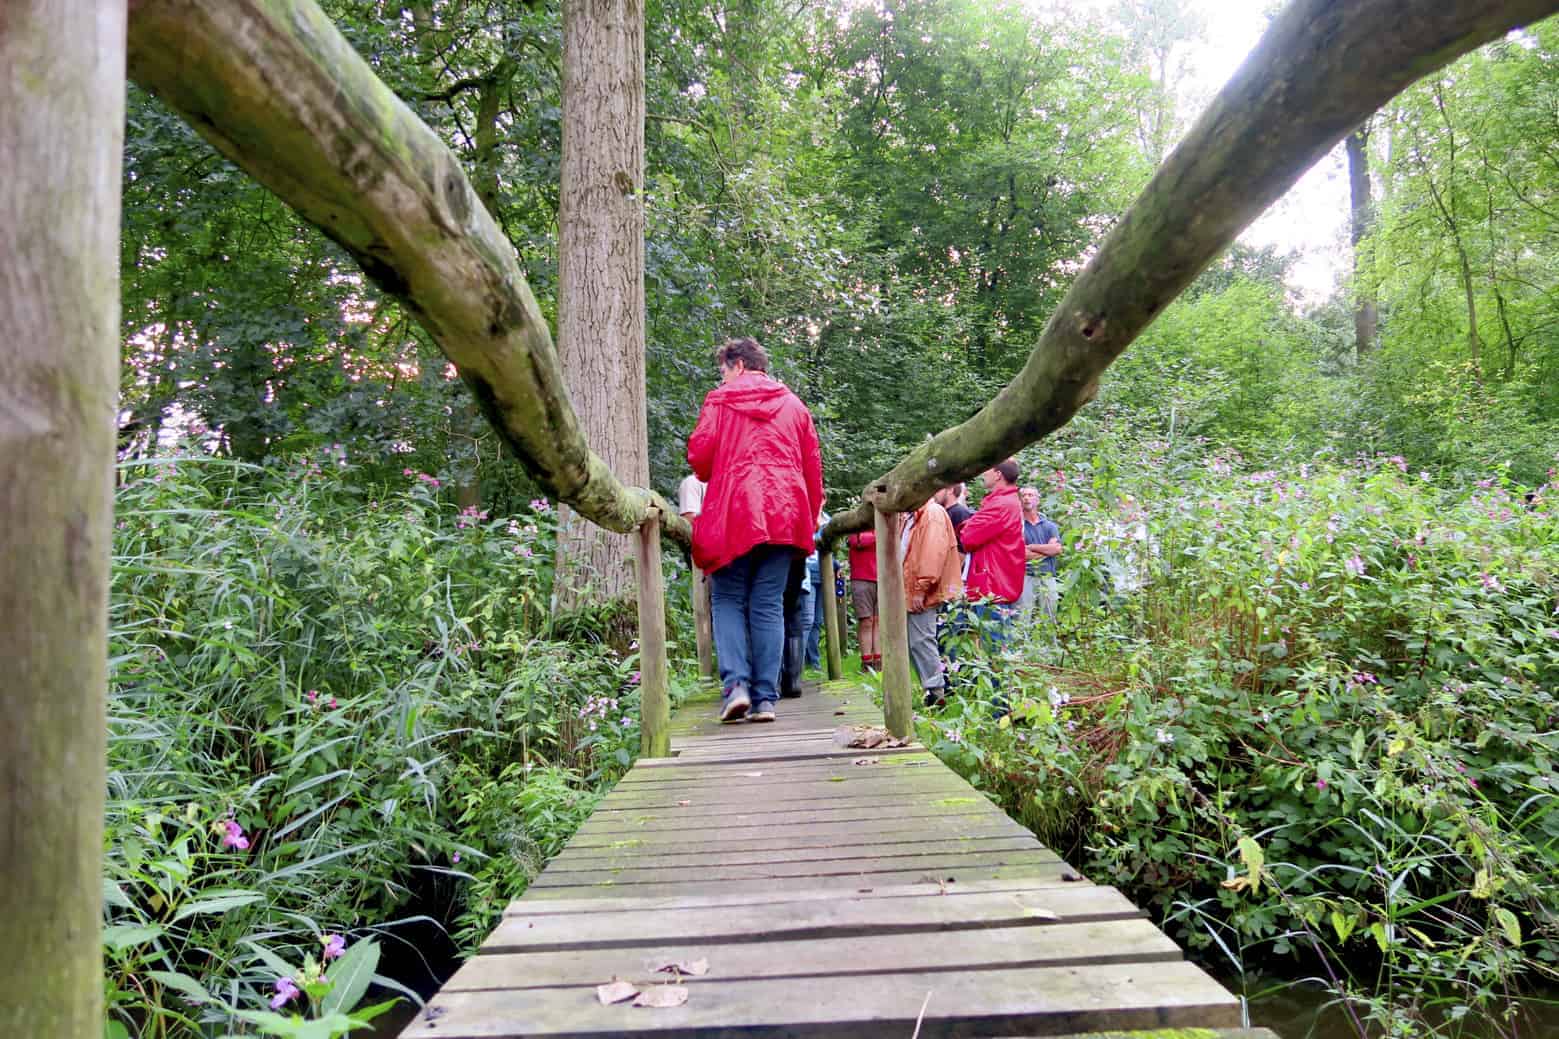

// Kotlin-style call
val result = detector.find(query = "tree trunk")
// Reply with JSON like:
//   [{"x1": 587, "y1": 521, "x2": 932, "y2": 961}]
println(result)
[
  {"x1": 553, "y1": 0, "x2": 648, "y2": 611},
  {"x1": 820, "y1": 0, "x2": 1559, "y2": 544},
  {"x1": 0, "y1": 3, "x2": 124, "y2": 1034},
  {"x1": 1345, "y1": 125, "x2": 1379, "y2": 359}
]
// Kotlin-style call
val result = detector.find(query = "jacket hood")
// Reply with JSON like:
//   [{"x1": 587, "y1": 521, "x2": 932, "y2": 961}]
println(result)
[{"x1": 707, "y1": 372, "x2": 790, "y2": 420}]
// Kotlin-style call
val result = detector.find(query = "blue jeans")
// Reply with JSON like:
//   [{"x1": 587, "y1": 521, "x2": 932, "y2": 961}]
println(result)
[
  {"x1": 710, "y1": 545, "x2": 794, "y2": 706},
  {"x1": 805, "y1": 584, "x2": 823, "y2": 668}
]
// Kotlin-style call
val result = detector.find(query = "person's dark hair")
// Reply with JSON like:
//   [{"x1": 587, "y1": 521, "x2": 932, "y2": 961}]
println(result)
[
  {"x1": 716, "y1": 336, "x2": 768, "y2": 373},
  {"x1": 995, "y1": 459, "x2": 1020, "y2": 485}
]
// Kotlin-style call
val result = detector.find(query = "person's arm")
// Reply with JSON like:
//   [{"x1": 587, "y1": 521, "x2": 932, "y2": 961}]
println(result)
[
  {"x1": 1034, "y1": 538, "x2": 1062, "y2": 557},
  {"x1": 957, "y1": 505, "x2": 1001, "y2": 550},
  {"x1": 686, "y1": 399, "x2": 718, "y2": 481}
]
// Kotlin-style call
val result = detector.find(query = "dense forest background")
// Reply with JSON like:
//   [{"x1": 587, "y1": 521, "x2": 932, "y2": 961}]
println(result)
[{"x1": 105, "y1": 1, "x2": 1557, "y2": 1037}]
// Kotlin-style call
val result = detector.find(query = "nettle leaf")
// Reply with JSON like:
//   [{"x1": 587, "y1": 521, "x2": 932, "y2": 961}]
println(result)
[
  {"x1": 1236, "y1": 836, "x2": 1265, "y2": 896},
  {"x1": 1494, "y1": 907, "x2": 1522, "y2": 947}
]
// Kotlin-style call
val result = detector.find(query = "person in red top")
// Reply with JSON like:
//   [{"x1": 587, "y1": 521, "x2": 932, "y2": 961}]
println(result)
[
  {"x1": 688, "y1": 337, "x2": 823, "y2": 723},
  {"x1": 958, "y1": 458, "x2": 1026, "y2": 649},
  {"x1": 846, "y1": 529, "x2": 879, "y2": 672}
]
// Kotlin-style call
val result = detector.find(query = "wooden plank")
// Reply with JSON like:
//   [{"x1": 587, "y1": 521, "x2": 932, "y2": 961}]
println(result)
[
  {"x1": 502, "y1": 877, "x2": 1110, "y2": 919},
  {"x1": 398, "y1": 960, "x2": 1242, "y2": 1037},
  {"x1": 596, "y1": 776, "x2": 978, "y2": 809},
  {"x1": 565, "y1": 815, "x2": 1029, "y2": 849},
  {"x1": 574, "y1": 800, "x2": 1003, "y2": 833},
  {"x1": 553, "y1": 833, "x2": 1039, "y2": 866},
  {"x1": 490, "y1": 885, "x2": 1143, "y2": 949},
  {"x1": 589, "y1": 795, "x2": 997, "y2": 823},
  {"x1": 531, "y1": 846, "x2": 1059, "y2": 887},
  {"x1": 523, "y1": 861, "x2": 1073, "y2": 899},
  {"x1": 448, "y1": 920, "x2": 1182, "y2": 991},
  {"x1": 614, "y1": 751, "x2": 939, "y2": 784}
]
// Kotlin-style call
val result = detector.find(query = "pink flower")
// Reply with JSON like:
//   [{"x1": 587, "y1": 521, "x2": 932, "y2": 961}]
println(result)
[
  {"x1": 529, "y1": 498, "x2": 550, "y2": 512},
  {"x1": 328, "y1": 697, "x2": 338, "y2": 709},
  {"x1": 306, "y1": 690, "x2": 318, "y2": 704},
  {"x1": 452, "y1": 852, "x2": 461, "y2": 864},
  {"x1": 322, "y1": 934, "x2": 346, "y2": 960},
  {"x1": 270, "y1": 977, "x2": 299, "y2": 1009},
  {"x1": 221, "y1": 820, "x2": 250, "y2": 851},
  {"x1": 1345, "y1": 554, "x2": 1365, "y2": 576},
  {"x1": 629, "y1": 671, "x2": 641, "y2": 685},
  {"x1": 1315, "y1": 779, "x2": 1327, "y2": 791},
  {"x1": 402, "y1": 468, "x2": 415, "y2": 477}
]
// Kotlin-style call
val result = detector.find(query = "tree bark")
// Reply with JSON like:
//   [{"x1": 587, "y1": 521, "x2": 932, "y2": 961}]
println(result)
[
  {"x1": 125, "y1": 0, "x2": 689, "y2": 548},
  {"x1": 554, "y1": 0, "x2": 649, "y2": 610},
  {"x1": 821, "y1": 0, "x2": 1559, "y2": 545},
  {"x1": 1345, "y1": 125, "x2": 1379, "y2": 359},
  {"x1": 0, "y1": 3, "x2": 124, "y2": 1034}
]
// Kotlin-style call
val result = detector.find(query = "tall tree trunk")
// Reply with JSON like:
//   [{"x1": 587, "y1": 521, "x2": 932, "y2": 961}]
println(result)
[
  {"x1": 1345, "y1": 125, "x2": 1379, "y2": 359},
  {"x1": 553, "y1": 0, "x2": 648, "y2": 611},
  {"x1": 0, "y1": 3, "x2": 124, "y2": 1034}
]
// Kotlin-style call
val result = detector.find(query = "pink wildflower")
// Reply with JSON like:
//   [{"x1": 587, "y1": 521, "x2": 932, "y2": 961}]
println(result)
[
  {"x1": 1316, "y1": 779, "x2": 1327, "y2": 791},
  {"x1": 306, "y1": 690, "x2": 318, "y2": 704},
  {"x1": 221, "y1": 819, "x2": 250, "y2": 851},
  {"x1": 629, "y1": 671, "x2": 641, "y2": 685},
  {"x1": 322, "y1": 934, "x2": 346, "y2": 960},
  {"x1": 270, "y1": 977, "x2": 299, "y2": 1009}
]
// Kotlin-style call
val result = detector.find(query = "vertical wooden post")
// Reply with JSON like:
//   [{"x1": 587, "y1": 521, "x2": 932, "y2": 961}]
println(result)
[
  {"x1": 1, "y1": 3, "x2": 124, "y2": 1032},
  {"x1": 874, "y1": 507, "x2": 913, "y2": 739},
  {"x1": 635, "y1": 510, "x2": 670, "y2": 757},
  {"x1": 691, "y1": 566, "x2": 714, "y2": 680},
  {"x1": 820, "y1": 546, "x2": 843, "y2": 681}
]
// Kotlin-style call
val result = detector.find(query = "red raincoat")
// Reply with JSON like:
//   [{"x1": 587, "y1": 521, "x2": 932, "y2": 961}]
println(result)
[
  {"x1": 687, "y1": 372, "x2": 824, "y2": 575},
  {"x1": 960, "y1": 482, "x2": 1024, "y2": 603}
]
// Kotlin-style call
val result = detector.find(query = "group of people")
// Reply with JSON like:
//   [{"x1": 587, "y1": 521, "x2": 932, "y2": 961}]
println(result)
[
  {"x1": 847, "y1": 461, "x2": 1062, "y2": 706},
  {"x1": 679, "y1": 336, "x2": 1063, "y2": 724}
]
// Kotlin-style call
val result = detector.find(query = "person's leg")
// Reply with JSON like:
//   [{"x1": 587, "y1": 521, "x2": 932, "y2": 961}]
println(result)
[
  {"x1": 907, "y1": 608, "x2": 944, "y2": 705},
  {"x1": 1017, "y1": 573, "x2": 1036, "y2": 622},
  {"x1": 805, "y1": 581, "x2": 824, "y2": 669},
  {"x1": 779, "y1": 556, "x2": 808, "y2": 698},
  {"x1": 708, "y1": 553, "x2": 754, "y2": 720},
  {"x1": 745, "y1": 546, "x2": 792, "y2": 712}
]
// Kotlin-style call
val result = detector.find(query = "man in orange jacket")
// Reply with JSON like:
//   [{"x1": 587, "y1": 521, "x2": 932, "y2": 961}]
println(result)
[{"x1": 901, "y1": 495, "x2": 963, "y2": 707}]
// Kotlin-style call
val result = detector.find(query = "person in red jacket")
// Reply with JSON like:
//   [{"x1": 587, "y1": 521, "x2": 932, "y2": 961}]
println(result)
[
  {"x1": 688, "y1": 337, "x2": 824, "y2": 723},
  {"x1": 846, "y1": 528, "x2": 879, "y2": 672},
  {"x1": 959, "y1": 458, "x2": 1026, "y2": 644}
]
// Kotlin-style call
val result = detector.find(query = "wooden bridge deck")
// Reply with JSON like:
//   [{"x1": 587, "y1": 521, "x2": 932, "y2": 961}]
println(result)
[{"x1": 399, "y1": 680, "x2": 1264, "y2": 1039}]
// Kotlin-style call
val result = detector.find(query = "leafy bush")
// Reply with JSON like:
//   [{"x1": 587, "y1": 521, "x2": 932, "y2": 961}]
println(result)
[
  {"x1": 104, "y1": 454, "x2": 657, "y2": 1036},
  {"x1": 924, "y1": 447, "x2": 1558, "y2": 1035}
]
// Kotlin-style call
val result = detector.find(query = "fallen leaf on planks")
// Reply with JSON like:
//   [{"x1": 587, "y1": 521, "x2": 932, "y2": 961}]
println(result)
[
  {"x1": 676, "y1": 800, "x2": 691, "y2": 807},
  {"x1": 596, "y1": 980, "x2": 638, "y2": 1005},
  {"x1": 654, "y1": 957, "x2": 709, "y2": 977},
  {"x1": 852, "y1": 757, "x2": 880, "y2": 766},
  {"x1": 634, "y1": 985, "x2": 690, "y2": 1008}
]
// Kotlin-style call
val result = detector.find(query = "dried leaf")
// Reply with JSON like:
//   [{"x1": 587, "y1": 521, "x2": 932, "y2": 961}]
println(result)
[
  {"x1": 853, "y1": 757, "x2": 880, "y2": 766},
  {"x1": 596, "y1": 981, "x2": 639, "y2": 1005},
  {"x1": 633, "y1": 986, "x2": 690, "y2": 1008},
  {"x1": 676, "y1": 800, "x2": 691, "y2": 807},
  {"x1": 654, "y1": 957, "x2": 709, "y2": 977},
  {"x1": 1021, "y1": 906, "x2": 1060, "y2": 920},
  {"x1": 738, "y1": 771, "x2": 763, "y2": 778}
]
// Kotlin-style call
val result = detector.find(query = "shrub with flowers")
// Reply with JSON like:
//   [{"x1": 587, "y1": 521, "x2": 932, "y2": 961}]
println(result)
[
  {"x1": 103, "y1": 453, "x2": 674, "y2": 1036},
  {"x1": 922, "y1": 441, "x2": 1558, "y2": 1035}
]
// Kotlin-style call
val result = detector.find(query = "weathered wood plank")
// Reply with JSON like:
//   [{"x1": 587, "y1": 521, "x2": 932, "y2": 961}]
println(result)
[
  {"x1": 565, "y1": 816, "x2": 1029, "y2": 850},
  {"x1": 488, "y1": 886, "x2": 1143, "y2": 951},
  {"x1": 502, "y1": 877, "x2": 1114, "y2": 920},
  {"x1": 614, "y1": 751, "x2": 939, "y2": 784},
  {"x1": 399, "y1": 960, "x2": 1241, "y2": 1037},
  {"x1": 530, "y1": 846, "x2": 1060, "y2": 888},
  {"x1": 449, "y1": 920, "x2": 1182, "y2": 991},
  {"x1": 551, "y1": 834, "x2": 1040, "y2": 868},
  {"x1": 575, "y1": 800, "x2": 1003, "y2": 833},
  {"x1": 523, "y1": 861, "x2": 1074, "y2": 899},
  {"x1": 596, "y1": 776, "x2": 977, "y2": 809}
]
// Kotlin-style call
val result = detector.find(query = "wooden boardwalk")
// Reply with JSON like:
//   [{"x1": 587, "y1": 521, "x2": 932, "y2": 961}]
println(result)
[{"x1": 400, "y1": 680, "x2": 1264, "y2": 1039}]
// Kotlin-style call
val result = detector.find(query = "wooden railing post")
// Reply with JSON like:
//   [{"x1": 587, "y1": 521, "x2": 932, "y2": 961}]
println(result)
[
  {"x1": 636, "y1": 508, "x2": 671, "y2": 757},
  {"x1": 819, "y1": 546, "x2": 843, "y2": 681},
  {"x1": 691, "y1": 566, "x2": 714, "y2": 680},
  {"x1": 874, "y1": 506, "x2": 913, "y2": 739}
]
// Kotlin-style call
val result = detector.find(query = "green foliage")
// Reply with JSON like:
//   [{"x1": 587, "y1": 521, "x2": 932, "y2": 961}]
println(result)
[
  {"x1": 103, "y1": 454, "x2": 660, "y2": 1035},
  {"x1": 922, "y1": 446, "x2": 1558, "y2": 1034}
]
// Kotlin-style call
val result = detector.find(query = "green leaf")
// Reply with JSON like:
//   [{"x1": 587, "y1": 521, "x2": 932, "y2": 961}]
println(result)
[
  {"x1": 1236, "y1": 836, "x2": 1264, "y2": 896},
  {"x1": 322, "y1": 939, "x2": 380, "y2": 1017},
  {"x1": 103, "y1": 923, "x2": 164, "y2": 951},
  {"x1": 105, "y1": 1021, "x2": 131, "y2": 1039},
  {"x1": 170, "y1": 890, "x2": 264, "y2": 922},
  {"x1": 1331, "y1": 911, "x2": 1357, "y2": 944},
  {"x1": 147, "y1": 969, "x2": 213, "y2": 1005},
  {"x1": 346, "y1": 996, "x2": 402, "y2": 1025},
  {"x1": 1494, "y1": 907, "x2": 1521, "y2": 947}
]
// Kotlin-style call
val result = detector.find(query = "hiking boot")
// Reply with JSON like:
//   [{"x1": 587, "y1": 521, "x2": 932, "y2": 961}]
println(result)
[
  {"x1": 923, "y1": 688, "x2": 947, "y2": 709},
  {"x1": 720, "y1": 685, "x2": 751, "y2": 723},
  {"x1": 748, "y1": 701, "x2": 776, "y2": 723}
]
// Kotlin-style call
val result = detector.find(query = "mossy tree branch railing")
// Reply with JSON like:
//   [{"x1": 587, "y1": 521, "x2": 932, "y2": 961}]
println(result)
[
  {"x1": 818, "y1": 0, "x2": 1559, "y2": 552},
  {"x1": 814, "y1": 0, "x2": 1559, "y2": 736},
  {"x1": 125, "y1": 0, "x2": 689, "y2": 554}
]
